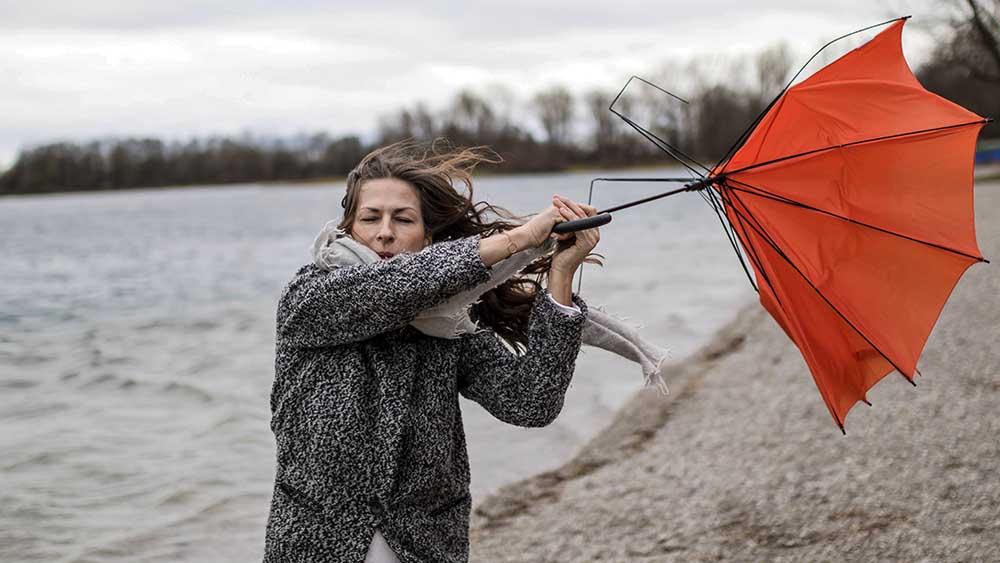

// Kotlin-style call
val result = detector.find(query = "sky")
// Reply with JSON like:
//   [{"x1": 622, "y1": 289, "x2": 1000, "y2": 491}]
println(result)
[{"x1": 1, "y1": 0, "x2": 948, "y2": 169}]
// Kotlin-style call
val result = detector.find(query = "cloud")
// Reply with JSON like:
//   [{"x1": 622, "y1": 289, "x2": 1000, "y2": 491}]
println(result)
[{"x1": 0, "y1": 1, "x2": 937, "y2": 169}]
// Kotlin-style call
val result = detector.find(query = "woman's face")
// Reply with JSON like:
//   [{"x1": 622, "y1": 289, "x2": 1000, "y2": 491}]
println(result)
[{"x1": 350, "y1": 178, "x2": 431, "y2": 259}]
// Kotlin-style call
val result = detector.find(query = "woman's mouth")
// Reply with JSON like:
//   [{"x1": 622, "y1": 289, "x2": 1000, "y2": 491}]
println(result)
[{"x1": 377, "y1": 252, "x2": 395, "y2": 260}]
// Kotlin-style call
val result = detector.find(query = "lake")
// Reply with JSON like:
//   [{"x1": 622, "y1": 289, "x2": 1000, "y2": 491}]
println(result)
[{"x1": 0, "y1": 168, "x2": 754, "y2": 562}]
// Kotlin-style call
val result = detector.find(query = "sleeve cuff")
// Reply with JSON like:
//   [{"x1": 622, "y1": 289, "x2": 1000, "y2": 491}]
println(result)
[{"x1": 546, "y1": 291, "x2": 582, "y2": 316}]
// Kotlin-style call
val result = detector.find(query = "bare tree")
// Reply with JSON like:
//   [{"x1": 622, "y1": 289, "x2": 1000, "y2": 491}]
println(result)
[
  {"x1": 585, "y1": 89, "x2": 616, "y2": 157},
  {"x1": 443, "y1": 89, "x2": 498, "y2": 144},
  {"x1": 484, "y1": 83, "x2": 518, "y2": 140},
  {"x1": 694, "y1": 84, "x2": 754, "y2": 160},
  {"x1": 410, "y1": 102, "x2": 437, "y2": 140},
  {"x1": 951, "y1": 0, "x2": 1000, "y2": 83},
  {"x1": 918, "y1": 0, "x2": 999, "y2": 138},
  {"x1": 754, "y1": 42, "x2": 794, "y2": 107},
  {"x1": 376, "y1": 109, "x2": 414, "y2": 143},
  {"x1": 533, "y1": 86, "x2": 574, "y2": 148}
]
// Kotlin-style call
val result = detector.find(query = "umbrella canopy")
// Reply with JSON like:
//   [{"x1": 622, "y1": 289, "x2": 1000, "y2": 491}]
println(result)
[
  {"x1": 556, "y1": 17, "x2": 991, "y2": 431},
  {"x1": 713, "y1": 19, "x2": 988, "y2": 430}
]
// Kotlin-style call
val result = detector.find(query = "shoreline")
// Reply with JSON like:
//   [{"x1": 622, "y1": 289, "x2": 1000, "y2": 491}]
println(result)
[
  {"x1": 470, "y1": 179, "x2": 1000, "y2": 561},
  {"x1": 469, "y1": 302, "x2": 765, "y2": 535},
  {"x1": 3, "y1": 162, "x2": 997, "y2": 201},
  {"x1": 0, "y1": 161, "x2": 677, "y2": 200}
]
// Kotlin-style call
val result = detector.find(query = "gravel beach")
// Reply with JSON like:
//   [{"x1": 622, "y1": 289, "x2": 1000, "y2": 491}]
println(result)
[{"x1": 469, "y1": 179, "x2": 1000, "y2": 562}]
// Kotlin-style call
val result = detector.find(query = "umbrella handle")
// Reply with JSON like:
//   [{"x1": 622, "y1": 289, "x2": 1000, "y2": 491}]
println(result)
[{"x1": 552, "y1": 213, "x2": 612, "y2": 234}]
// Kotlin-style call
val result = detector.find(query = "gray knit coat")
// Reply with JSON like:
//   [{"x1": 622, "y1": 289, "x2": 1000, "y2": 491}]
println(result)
[{"x1": 264, "y1": 234, "x2": 588, "y2": 563}]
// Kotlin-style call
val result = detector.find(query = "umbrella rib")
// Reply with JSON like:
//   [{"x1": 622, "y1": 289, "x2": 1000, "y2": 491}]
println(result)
[
  {"x1": 719, "y1": 187, "x2": 801, "y2": 314},
  {"x1": 704, "y1": 186, "x2": 759, "y2": 293},
  {"x1": 719, "y1": 183, "x2": 805, "y2": 290},
  {"x1": 712, "y1": 15, "x2": 911, "y2": 173},
  {"x1": 608, "y1": 107, "x2": 711, "y2": 177},
  {"x1": 580, "y1": 175, "x2": 762, "y2": 294},
  {"x1": 719, "y1": 187, "x2": 849, "y2": 432},
  {"x1": 717, "y1": 189, "x2": 778, "y2": 298},
  {"x1": 721, "y1": 182, "x2": 915, "y2": 388},
  {"x1": 724, "y1": 177, "x2": 988, "y2": 263},
  {"x1": 716, "y1": 187, "x2": 785, "y2": 301},
  {"x1": 574, "y1": 176, "x2": 721, "y2": 295},
  {"x1": 589, "y1": 177, "x2": 697, "y2": 184},
  {"x1": 607, "y1": 75, "x2": 712, "y2": 176},
  {"x1": 721, "y1": 119, "x2": 989, "y2": 177}
]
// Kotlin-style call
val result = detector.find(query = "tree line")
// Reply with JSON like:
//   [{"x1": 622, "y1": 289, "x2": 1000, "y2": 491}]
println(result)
[
  {"x1": 0, "y1": 135, "x2": 366, "y2": 195},
  {"x1": 2, "y1": 1, "x2": 996, "y2": 196}
]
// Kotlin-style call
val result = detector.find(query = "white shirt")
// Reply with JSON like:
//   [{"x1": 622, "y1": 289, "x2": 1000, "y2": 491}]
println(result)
[
  {"x1": 545, "y1": 291, "x2": 582, "y2": 316},
  {"x1": 366, "y1": 530, "x2": 402, "y2": 563}
]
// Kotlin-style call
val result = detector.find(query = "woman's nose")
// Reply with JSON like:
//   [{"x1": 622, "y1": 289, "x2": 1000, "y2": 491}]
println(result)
[{"x1": 376, "y1": 221, "x2": 394, "y2": 241}]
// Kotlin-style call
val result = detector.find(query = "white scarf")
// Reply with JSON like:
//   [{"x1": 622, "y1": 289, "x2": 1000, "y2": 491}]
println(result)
[{"x1": 311, "y1": 220, "x2": 670, "y2": 395}]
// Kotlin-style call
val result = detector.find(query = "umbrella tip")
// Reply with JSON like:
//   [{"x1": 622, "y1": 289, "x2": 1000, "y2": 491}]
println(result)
[{"x1": 862, "y1": 399, "x2": 872, "y2": 407}]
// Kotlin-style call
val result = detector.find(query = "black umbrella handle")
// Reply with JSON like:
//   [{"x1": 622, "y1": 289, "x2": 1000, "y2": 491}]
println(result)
[{"x1": 552, "y1": 213, "x2": 612, "y2": 234}]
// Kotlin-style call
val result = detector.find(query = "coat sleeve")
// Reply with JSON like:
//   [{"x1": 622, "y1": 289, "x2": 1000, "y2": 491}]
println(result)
[
  {"x1": 276, "y1": 235, "x2": 492, "y2": 348},
  {"x1": 457, "y1": 290, "x2": 587, "y2": 428}
]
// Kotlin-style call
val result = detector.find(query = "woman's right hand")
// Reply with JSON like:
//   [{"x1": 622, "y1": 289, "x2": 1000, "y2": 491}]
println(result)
[
  {"x1": 514, "y1": 202, "x2": 565, "y2": 249},
  {"x1": 480, "y1": 195, "x2": 591, "y2": 267}
]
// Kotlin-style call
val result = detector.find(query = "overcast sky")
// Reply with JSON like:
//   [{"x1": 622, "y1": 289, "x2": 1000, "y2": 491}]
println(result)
[{"x1": 1, "y1": 0, "x2": 946, "y2": 168}]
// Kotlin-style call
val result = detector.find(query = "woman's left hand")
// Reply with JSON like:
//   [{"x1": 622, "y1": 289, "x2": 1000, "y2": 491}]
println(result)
[{"x1": 550, "y1": 194, "x2": 600, "y2": 274}]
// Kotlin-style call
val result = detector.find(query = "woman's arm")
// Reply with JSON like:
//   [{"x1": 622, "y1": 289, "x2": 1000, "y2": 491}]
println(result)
[
  {"x1": 276, "y1": 194, "x2": 592, "y2": 349},
  {"x1": 546, "y1": 269, "x2": 575, "y2": 307},
  {"x1": 457, "y1": 290, "x2": 588, "y2": 428},
  {"x1": 547, "y1": 194, "x2": 599, "y2": 306},
  {"x1": 276, "y1": 225, "x2": 542, "y2": 349},
  {"x1": 277, "y1": 235, "x2": 494, "y2": 348}
]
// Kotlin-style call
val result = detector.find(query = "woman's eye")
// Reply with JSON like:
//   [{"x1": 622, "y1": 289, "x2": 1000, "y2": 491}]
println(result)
[
  {"x1": 360, "y1": 217, "x2": 377, "y2": 222},
  {"x1": 397, "y1": 218, "x2": 413, "y2": 223}
]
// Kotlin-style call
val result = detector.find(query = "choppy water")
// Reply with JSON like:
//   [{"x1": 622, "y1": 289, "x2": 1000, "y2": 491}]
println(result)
[{"x1": 0, "y1": 169, "x2": 753, "y2": 562}]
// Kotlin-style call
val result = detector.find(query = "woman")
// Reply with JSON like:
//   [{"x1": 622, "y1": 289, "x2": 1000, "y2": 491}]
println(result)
[{"x1": 264, "y1": 141, "x2": 600, "y2": 563}]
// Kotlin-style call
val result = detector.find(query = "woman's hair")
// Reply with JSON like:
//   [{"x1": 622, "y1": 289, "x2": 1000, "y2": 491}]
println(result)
[{"x1": 339, "y1": 139, "x2": 600, "y2": 353}]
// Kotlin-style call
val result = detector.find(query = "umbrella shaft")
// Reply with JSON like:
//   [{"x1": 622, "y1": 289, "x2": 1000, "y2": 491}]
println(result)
[
  {"x1": 599, "y1": 178, "x2": 713, "y2": 214},
  {"x1": 551, "y1": 177, "x2": 717, "y2": 235}
]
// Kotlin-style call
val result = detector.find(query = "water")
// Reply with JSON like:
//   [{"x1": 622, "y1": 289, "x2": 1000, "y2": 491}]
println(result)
[{"x1": 0, "y1": 169, "x2": 754, "y2": 562}]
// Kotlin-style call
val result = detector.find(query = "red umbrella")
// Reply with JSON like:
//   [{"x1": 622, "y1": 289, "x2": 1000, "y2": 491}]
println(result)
[{"x1": 555, "y1": 17, "x2": 991, "y2": 431}]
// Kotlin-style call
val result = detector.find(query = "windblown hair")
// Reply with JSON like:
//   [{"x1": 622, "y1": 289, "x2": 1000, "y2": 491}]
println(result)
[{"x1": 338, "y1": 139, "x2": 599, "y2": 352}]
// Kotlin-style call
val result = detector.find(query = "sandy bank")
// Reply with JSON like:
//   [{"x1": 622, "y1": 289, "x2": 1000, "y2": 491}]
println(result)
[{"x1": 469, "y1": 180, "x2": 1000, "y2": 562}]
